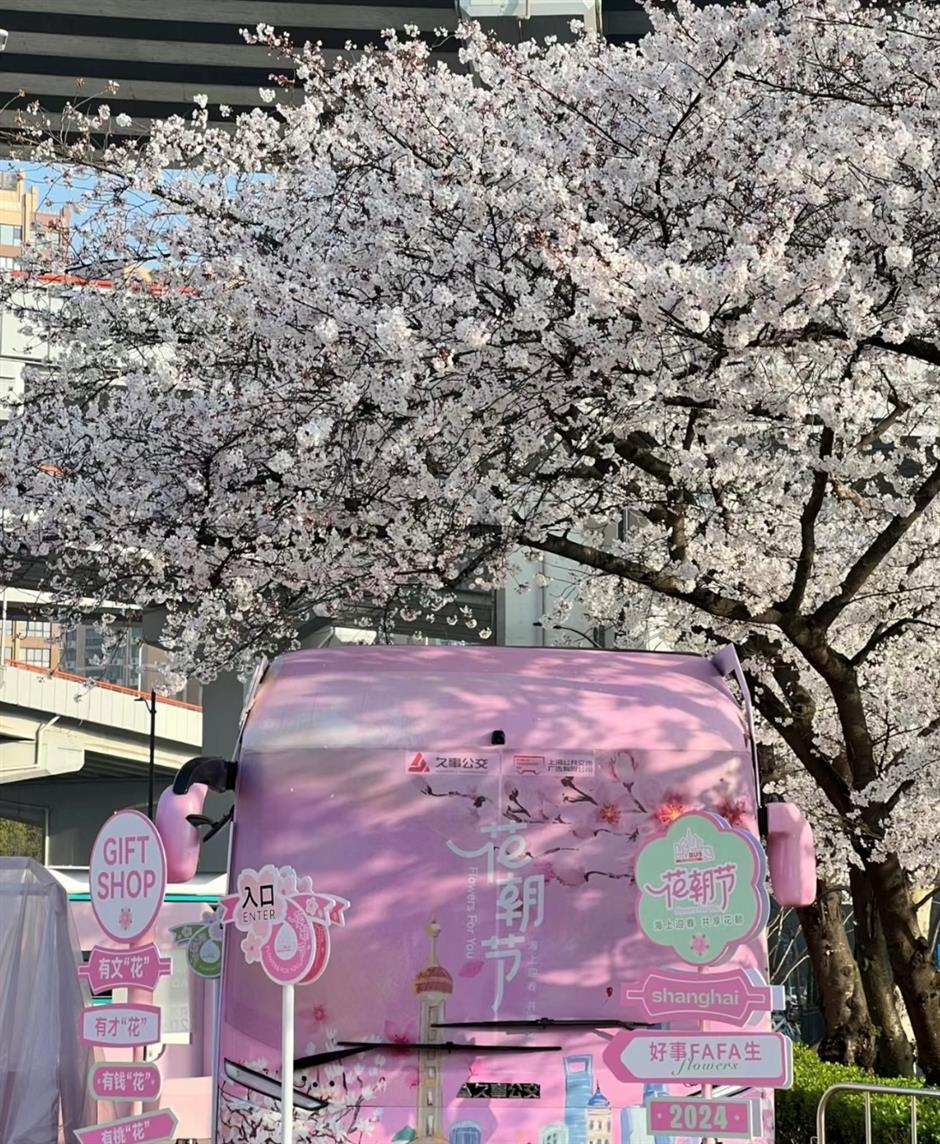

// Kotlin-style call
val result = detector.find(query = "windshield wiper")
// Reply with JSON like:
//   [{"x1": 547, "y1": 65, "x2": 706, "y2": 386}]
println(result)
[
  {"x1": 337, "y1": 1041, "x2": 561, "y2": 1054},
  {"x1": 434, "y1": 1018, "x2": 649, "y2": 1031},
  {"x1": 295, "y1": 1039, "x2": 563, "y2": 1072},
  {"x1": 224, "y1": 1059, "x2": 327, "y2": 1112},
  {"x1": 294, "y1": 1045, "x2": 380, "y2": 1070}
]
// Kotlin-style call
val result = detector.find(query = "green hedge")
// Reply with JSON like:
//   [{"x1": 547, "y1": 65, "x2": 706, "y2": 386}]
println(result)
[{"x1": 776, "y1": 1044, "x2": 940, "y2": 1143}]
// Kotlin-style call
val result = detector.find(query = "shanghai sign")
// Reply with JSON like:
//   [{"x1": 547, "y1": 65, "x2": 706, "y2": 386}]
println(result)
[{"x1": 620, "y1": 966, "x2": 784, "y2": 1026}]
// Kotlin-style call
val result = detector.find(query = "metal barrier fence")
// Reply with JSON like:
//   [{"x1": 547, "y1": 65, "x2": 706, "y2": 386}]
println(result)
[{"x1": 817, "y1": 1081, "x2": 940, "y2": 1144}]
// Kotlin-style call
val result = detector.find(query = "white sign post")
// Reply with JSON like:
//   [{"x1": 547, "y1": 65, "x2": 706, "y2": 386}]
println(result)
[
  {"x1": 219, "y1": 865, "x2": 350, "y2": 1144},
  {"x1": 80, "y1": 809, "x2": 173, "y2": 1141},
  {"x1": 282, "y1": 983, "x2": 294, "y2": 1143}
]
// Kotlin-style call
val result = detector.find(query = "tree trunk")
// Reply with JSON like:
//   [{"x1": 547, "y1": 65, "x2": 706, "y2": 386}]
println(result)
[
  {"x1": 849, "y1": 867, "x2": 915, "y2": 1077},
  {"x1": 797, "y1": 877, "x2": 876, "y2": 1068},
  {"x1": 867, "y1": 854, "x2": 940, "y2": 1082}
]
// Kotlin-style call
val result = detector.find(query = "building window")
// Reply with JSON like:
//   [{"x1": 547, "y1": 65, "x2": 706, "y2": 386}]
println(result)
[
  {"x1": 21, "y1": 620, "x2": 52, "y2": 638},
  {"x1": 0, "y1": 224, "x2": 23, "y2": 246},
  {"x1": 0, "y1": 801, "x2": 45, "y2": 862},
  {"x1": 21, "y1": 647, "x2": 51, "y2": 667},
  {"x1": 0, "y1": 256, "x2": 19, "y2": 270}
]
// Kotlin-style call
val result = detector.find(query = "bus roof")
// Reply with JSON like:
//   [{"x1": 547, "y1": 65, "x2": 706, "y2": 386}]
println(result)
[{"x1": 244, "y1": 645, "x2": 749, "y2": 754}]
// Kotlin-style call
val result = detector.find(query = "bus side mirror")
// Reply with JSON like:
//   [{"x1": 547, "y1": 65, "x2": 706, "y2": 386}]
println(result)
[
  {"x1": 156, "y1": 783, "x2": 208, "y2": 882},
  {"x1": 765, "y1": 802, "x2": 816, "y2": 906}
]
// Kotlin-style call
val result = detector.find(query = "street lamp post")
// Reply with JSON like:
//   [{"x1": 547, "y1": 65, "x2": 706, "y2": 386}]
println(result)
[
  {"x1": 136, "y1": 688, "x2": 158, "y2": 819},
  {"x1": 147, "y1": 688, "x2": 156, "y2": 820}
]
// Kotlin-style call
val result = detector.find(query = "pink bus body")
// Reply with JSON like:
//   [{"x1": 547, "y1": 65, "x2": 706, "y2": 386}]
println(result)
[{"x1": 159, "y1": 645, "x2": 816, "y2": 1144}]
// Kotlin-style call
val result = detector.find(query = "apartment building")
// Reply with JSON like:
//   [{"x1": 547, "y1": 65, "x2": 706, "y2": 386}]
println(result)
[
  {"x1": 0, "y1": 169, "x2": 70, "y2": 269},
  {"x1": 0, "y1": 2, "x2": 649, "y2": 141}
]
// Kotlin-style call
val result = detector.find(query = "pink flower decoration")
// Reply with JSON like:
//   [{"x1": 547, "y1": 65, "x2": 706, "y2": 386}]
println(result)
[
  {"x1": 654, "y1": 794, "x2": 689, "y2": 825},
  {"x1": 383, "y1": 1019, "x2": 416, "y2": 1052},
  {"x1": 240, "y1": 932, "x2": 264, "y2": 963},
  {"x1": 304, "y1": 1002, "x2": 328, "y2": 1025},
  {"x1": 715, "y1": 797, "x2": 749, "y2": 827},
  {"x1": 459, "y1": 959, "x2": 485, "y2": 978},
  {"x1": 690, "y1": 934, "x2": 710, "y2": 956},
  {"x1": 565, "y1": 779, "x2": 636, "y2": 838}
]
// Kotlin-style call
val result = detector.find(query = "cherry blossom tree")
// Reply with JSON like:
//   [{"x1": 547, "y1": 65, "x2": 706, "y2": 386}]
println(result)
[{"x1": 4, "y1": 0, "x2": 940, "y2": 1076}]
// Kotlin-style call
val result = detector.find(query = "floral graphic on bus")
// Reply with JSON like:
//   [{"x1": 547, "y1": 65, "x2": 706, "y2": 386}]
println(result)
[{"x1": 419, "y1": 751, "x2": 753, "y2": 889}]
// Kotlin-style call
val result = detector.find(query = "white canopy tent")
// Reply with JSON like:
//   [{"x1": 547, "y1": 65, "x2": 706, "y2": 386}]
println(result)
[{"x1": 0, "y1": 858, "x2": 94, "y2": 1143}]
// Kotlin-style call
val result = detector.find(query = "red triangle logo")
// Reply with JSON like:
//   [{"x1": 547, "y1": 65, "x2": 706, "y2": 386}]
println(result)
[{"x1": 407, "y1": 752, "x2": 430, "y2": 773}]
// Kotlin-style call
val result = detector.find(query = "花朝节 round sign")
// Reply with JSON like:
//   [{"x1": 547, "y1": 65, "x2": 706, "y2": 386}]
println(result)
[
  {"x1": 635, "y1": 810, "x2": 769, "y2": 965},
  {"x1": 89, "y1": 809, "x2": 167, "y2": 943}
]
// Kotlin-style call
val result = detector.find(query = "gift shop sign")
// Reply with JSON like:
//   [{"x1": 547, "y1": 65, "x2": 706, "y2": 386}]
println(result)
[
  {"x1": 646, "y1": 1097, "x2": 762, "y2": 1140},
  {"x1": 635, "y1": 810, "x2": 769, "y2": 965},
  {"x1": 88, "y1": 809, "x2": 167, "y2": 942},
  {"x1": 80, "y1": 808, "x2": 174, "y2": 1144},
  {"x1": 621, "y1": 966, "x2": 784, "y2": 1026},
  {"x1": 74, "y1": 1109, "x2": 178, "y2": 1144},
  {"x1": 603, "y1": 1030, "x2": 792, "y2": 1088}
]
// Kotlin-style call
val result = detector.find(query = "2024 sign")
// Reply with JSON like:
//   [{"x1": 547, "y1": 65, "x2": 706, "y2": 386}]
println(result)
[{"x1": 646, "y1": 1097, "x2": 762, "y2": 1141}]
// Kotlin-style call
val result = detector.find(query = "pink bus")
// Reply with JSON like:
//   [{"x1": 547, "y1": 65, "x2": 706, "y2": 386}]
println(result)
[{"x1": 157, "y1": 645, "x2": 816, "y2": 1144}]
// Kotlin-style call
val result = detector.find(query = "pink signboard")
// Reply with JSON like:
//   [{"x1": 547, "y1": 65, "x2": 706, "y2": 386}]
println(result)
[
  {"x1": 74, "y1": 1108, "x2": 178, "y2": 1144},
  {"x1": 647, "y1": 1097, "x2": 762, "y2": 1139},
  {"x1": 87, "y1": 1062, "x2": 163, "y2": 1102},
  {"x1": 81, "y1": 1003, "x2": 161, "y2": 1047},
  {"x1": 219, "y1": 863, "x2": 350, "y2": 986},
  {"x1": 79, "y1": 943, "x2": 172, "y2": 995},
  {"x1": 88, "y1": 809, "x2": 167, "y2": 943},
  {"x1": 604, "y1": 1029, "x2": 793, "y2": 1087},
  {"x1": 621, "y1": 966, "x2": 784, "y2": 1026},
  {"x1": 635, "y1": 811, "x2": 770, "y2": 966}
]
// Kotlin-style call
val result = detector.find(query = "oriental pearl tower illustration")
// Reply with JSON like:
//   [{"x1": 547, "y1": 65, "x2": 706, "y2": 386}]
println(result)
[{"x1": 412, "y1": 920, "x2": 454, "y2": 1144}]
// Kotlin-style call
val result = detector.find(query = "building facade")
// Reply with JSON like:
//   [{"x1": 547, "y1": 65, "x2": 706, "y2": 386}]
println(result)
[
  {"x1": 1, "y1": 2, "x2": 652, "y2": 144},
  {"x1": 0, "y1": 170, "x2": 69, "y2": 269}
]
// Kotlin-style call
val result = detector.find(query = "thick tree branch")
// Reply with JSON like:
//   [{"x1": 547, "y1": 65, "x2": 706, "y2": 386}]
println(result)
[
  {"x1": 812, "y1": 453, "x2": 940, "y2": 630},
  {"x1": 520, "y1": 532, "x2": 782, "y2": 624},
  {"x1": 783, "y1": 425, "x2": 834, "y2": 613}
]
